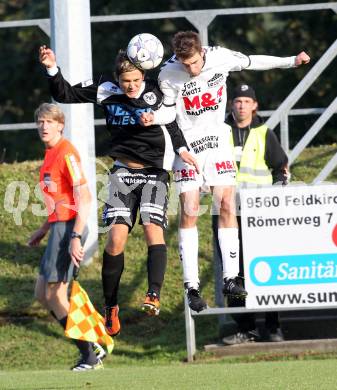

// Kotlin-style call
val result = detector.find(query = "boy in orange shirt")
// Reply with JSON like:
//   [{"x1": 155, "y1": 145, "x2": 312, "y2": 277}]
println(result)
[{"x1": 28, "y1": 103, "x2": 104, "y2": 371}]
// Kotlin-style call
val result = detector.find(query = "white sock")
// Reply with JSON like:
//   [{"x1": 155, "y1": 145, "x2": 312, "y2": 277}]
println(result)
[
  {"x1": 218, "y1": 227, "x2": 239, "y2": 279},
  {"x1": 178, "y1": 227, "x2": 199, "y2": 289}
]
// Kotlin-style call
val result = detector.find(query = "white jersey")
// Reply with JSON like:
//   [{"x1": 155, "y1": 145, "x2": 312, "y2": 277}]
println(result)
[
  {"x1": 156, "y1": 46, "x2": 295, "y2": 135},
  {"x1": 159, "y1": 46, "x2": 249, "y2": 134},
  {"x1": 156, "y1": 46, "x2": 296, "y2": 193}
]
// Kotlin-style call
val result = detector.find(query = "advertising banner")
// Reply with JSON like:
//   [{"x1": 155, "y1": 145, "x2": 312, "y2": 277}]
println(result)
[{"x1": 240, "y1": 184, "x2": 337, "y2": 309}]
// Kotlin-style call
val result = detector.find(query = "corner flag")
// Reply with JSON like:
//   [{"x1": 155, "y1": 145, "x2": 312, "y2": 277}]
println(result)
[{"x1": 65, "y1": 279, "x2": 114, "y2": 354}]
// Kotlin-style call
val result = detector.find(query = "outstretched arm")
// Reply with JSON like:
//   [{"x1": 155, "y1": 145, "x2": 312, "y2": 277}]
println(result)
[
  {"x1": 39, "y1": 45, "x2": 98, "y2": 104},
  {"x1": 246, "y1": 51, "x2": 310, "y2": 70}
]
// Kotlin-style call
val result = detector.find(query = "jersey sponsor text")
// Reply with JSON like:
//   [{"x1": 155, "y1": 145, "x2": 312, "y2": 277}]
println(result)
[
  {"x1": 106, "y1": 104, "x2": 151, "y2": 126},
  {"x1": 173, "y1": 168, "x2": 196, "y2": 182},
  {"x1": 190, "y1": 135, "x2": 219, "y2": 154},
  {"x1": 215, "y1": 160, "x2": 236, "y2": 175}
]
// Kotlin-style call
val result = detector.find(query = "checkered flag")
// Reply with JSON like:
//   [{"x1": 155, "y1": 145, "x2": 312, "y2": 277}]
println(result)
[{"x1": 65, "y1": 268, "x2": 114, "y2": 353}]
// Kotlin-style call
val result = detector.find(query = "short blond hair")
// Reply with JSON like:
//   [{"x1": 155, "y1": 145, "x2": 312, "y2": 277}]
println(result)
[{"x1": 34, "y1": 103, "x2": 65, "y2": 124}]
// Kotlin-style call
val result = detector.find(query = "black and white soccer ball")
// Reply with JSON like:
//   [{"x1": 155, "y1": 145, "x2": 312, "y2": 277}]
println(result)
[{"x1": 127, "y1": 33, "x2": 164, "y2": 70}]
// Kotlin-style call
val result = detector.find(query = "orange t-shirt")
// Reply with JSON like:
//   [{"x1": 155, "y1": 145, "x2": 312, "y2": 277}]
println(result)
[{"x1": 39, "y1": 138, "x2": 87, "y2": 223}]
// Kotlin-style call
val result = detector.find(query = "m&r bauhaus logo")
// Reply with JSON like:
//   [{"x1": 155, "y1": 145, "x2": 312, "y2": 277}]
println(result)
[{"x1": 250, "y1": 253, "x2": 337, "y2": 286}]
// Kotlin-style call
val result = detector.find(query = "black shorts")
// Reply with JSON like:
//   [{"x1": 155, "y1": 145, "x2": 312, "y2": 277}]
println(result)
[
  {"x1": 39, "y1": 220, "x2": 88, "y2": 283},
  {"x1": 102, "y1": 166, "x2": 170, "y2": 230}
]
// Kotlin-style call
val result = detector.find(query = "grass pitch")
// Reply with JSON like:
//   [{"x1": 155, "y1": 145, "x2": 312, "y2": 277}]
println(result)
[
  {"x1": 2, "y1": 359, "x2": 337, "y2": 390},
  {"x1": 0, "y1": 145, "x2": 337, "y2": 388}
]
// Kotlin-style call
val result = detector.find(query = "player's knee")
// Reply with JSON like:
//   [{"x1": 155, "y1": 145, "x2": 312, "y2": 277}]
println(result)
[
  {"x1": 144, "y1": 230, "x2": 165, "y2": 246},
  {"x1": 180, "y1": 214, "x2": 198, "y2": 228},
  {"x1": 105, "y1": 225, "x2": 128, "y2": 255},
  {"x1": 220, "y1": 197, "x2": 235, "y2": 215},
  {"x1": 105, "y1": 240, "x2": 125, "y2": 256},
  {"x1": 182, "y1": 201, "x2": 200, "y2": 218}
]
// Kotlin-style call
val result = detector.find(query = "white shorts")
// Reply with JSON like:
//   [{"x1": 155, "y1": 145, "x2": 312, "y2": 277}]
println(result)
[{"x1": 173, "y1": 125, "x2": 236, "y2": 194}]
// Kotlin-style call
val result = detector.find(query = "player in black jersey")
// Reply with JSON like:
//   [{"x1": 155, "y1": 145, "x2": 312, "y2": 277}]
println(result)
[{"x1": 39, "y1": 46, "x2": 198, "y2": 336}]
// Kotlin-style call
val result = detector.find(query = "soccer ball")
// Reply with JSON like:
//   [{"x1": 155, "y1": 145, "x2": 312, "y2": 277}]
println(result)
[{"x1": 127, "y1": 33, "x2": 164, "y2": 70}]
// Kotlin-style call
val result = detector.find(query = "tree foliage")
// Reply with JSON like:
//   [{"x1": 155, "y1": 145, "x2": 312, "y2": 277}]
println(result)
[{"x1": 0, "y1": 0, "x2": 336, "y2": 161}]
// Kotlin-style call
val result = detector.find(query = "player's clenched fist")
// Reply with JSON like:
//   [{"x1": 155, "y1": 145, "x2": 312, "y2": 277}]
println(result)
[
  {"x1": 139, "y1": 111, "x2": 154, "y2": 126},
  {"x1": 39, "y1": 45, "x2": 56, "y2": 69},
  {"x1": 295, "y1": 51, "x2": 310, "y2": 66}
]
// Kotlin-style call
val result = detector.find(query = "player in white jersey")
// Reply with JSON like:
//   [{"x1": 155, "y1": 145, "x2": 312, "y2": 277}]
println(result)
[{"x1": 140, "y1": 31, "x2": 310, "y2": 312}]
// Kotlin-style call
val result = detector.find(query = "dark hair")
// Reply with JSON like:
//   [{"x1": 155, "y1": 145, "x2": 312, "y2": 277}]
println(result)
[
  {"x1": 115, "y1": 50, "x2": 145, "y2": 78},
  {"x1": 172, "y1": 31, "x2": 202, "y2": 60}
]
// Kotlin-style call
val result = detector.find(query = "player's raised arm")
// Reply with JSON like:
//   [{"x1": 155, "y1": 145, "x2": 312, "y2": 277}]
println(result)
[
  {"x1": 39, "y1": 45, "x2": 57, "y2": 69},
  {"x1": 38, "y1": 45, "x2": 98, "y2": 104},
  {"x1": 246, "y1": 51, "x2": 310, "y2": 71}
]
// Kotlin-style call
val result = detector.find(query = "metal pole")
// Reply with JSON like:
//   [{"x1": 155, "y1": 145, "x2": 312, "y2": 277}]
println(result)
[
  {"x1": 186, "y1": 14, "x2": 215, "y2": 45},
  {"x1": 184, "y1": 295, "x2": 196, "y2": 362},
  {"x1": 313, "y1": 152, "x2": 337, "y2": 184},
  {"x1": 280, "y1": 115, "x2": 289, "y2": 154},
  {"x1": 266, "y1": 38, "x2": 337, "y2": 130},
  {"x1": 49, "y1": 0, "x2": 98, "y2": 261},
  {"x1": 212, "y1": 215, "x2": 229, "y2": 328},
  {"x1": 289, "y1": 96, "x2": 337, "y2": 164}
]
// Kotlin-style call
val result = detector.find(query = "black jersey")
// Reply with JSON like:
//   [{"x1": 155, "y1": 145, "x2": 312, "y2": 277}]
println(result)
[{"x1": 46, "y1": 69, "x2": 188, "y2": 170}]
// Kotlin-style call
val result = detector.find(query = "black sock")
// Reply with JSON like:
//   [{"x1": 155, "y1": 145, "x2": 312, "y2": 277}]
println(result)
[
  {"x1": 102, "y1": 251, "x2": 124, "y2": 307},
  {"x1": 58, "y1": 316, "x2": 97, "y2": 364},
  {"x1": 147, "y1": 244, "x2": 167, "y2": 297}
]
